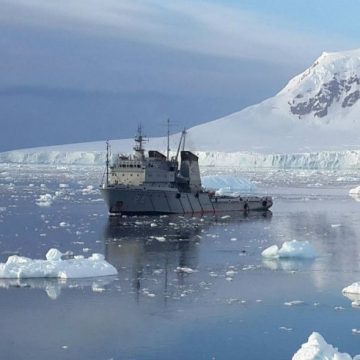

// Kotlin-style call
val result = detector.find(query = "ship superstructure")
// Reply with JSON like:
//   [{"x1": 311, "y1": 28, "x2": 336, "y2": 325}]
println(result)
[{"x1": 100, "y1": 126, "x2": 272, "y2": 215}]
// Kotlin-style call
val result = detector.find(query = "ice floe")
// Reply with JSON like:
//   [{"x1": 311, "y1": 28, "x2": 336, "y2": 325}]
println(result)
[
  {"x1": 0, "y1": 248, "x2": 117, "y2": 279},
  {"x1": 262, "y1": 240, "x2": 317, "y2": 259},
  {"x1": 349, "y1": 186, "x2": 360, "y2": 195},
  {"x1": 36, "y1": 193, "x2": 55, "y2": 207},
  {"x1": 176, "y1": 267, "x2": 196, "y2": 274},
  {"x1": 284, "y1": 300, "x2": 304, "y2": 306},
  {"x1": 349, "y1": 186, "x2": 360, "y2": 201},
  {"x1": 292, "y1": 332, "x2": 360, "y2": 360},
  {"x1": 342, "y1": 282, "x2": 360, "y2": 306}
]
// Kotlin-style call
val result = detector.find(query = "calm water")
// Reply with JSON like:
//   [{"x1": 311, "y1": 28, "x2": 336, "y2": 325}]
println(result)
[{"x1": 1, "y1": 165, "x2": 360, "y2": 359}]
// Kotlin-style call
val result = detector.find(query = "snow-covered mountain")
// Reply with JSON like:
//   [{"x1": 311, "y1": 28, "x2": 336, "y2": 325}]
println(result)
[
  {"x1": 2, "y1": 48, "x2": 360, "y2": 168},
  {"x1": 187, "y1": 48, "x2": 360, "y2": 153}
]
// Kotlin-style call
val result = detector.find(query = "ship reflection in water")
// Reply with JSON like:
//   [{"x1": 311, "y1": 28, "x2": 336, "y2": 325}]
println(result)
[{"x1": 103, "y1": 211, "x2": 272, "y2": 303}]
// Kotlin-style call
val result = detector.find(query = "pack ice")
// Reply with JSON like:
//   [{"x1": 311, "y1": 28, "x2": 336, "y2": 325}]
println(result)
[
  {"x1": 262, "y1": 240, "x2": 317, "y2": 259},
  {"x1": 293, "y1": 332, "x2": 360, "y2": 360},
  {"x1": 0, "y1": 248, "x2": 118, "y2": 279}
]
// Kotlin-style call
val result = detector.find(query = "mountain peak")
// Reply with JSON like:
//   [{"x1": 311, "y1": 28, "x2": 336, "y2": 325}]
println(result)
[{"x1": 278, "y1": 48, "x2": 360, "y2": 120}]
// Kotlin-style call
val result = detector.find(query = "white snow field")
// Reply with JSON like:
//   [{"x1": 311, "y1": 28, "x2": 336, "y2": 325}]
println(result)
[
  {"x1": 262, "y1": 240, "x2": 317, "y2": 259},
  {"x1": 0, "y1": 248, "x2": 118, "y2": 279},
  {"x1": 292, "y1": 332, "x2": 360, "y2": 360},
  {"x1": 2, "y1": 49, "x2": 360, "y2": 168}
]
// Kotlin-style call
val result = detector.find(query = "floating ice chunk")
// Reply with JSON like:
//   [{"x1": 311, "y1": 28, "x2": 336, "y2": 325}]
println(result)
[
  {"x1": 331, "y1": 224, "x2": 342, "y2": 228},
  {"x1": 262, "y1": 240, "x2": 317, "y2": 259},
  {"x1": 154, "y1": 236, "x2": 166, "y2": 242},
  {"x1": 279, "y1": 326, "x2": 293, "y2": 331},
  {"x1": 82, "y1": 185, "x2": 96, "y2": 195},
  {"x1": 59, "y1": 222, "x2": 69, "y2": 227},
  {"x1": 36, "y1": 194, "x2": 54, "y2": 207},
  {"x1": 221, "y1": 215, "x2": 231, "y2": 219},
  {"x1": 0, "y1": 249, "x2": 117, "y2": 279},
  {"x1": 59, "y1": 183, "x2": 69, "y2": 188},
  {"x1": 261, "y1": 245, "x2": 280, "y2": 258},
  {"x1": 342, "y1": 282, "x2": 360, "y2": 306},
  {"x1": 292, "y1": 332, "x2": 360, "y2": 360},
  {"x1": 284, "y1": 300, "x2": 304, "y2": 306},
  {"x1": 225, "y1": 270, "x2": 237, "y2": 277},
  {"x1": 150, "y1": 223, "x2": 158, "y2": 227},
  {"x1": 349, "y1": 186, "x2": 360, "y2": 202},
  {"x1": 349, "y1": 186, "x2": 360, "y2": 195},
  {"x1": 342, "y1": 282, "x2": 360, "y2": 295},
  {"x1": 176, "y1": 267, "x2": 196, "y2": 274}
]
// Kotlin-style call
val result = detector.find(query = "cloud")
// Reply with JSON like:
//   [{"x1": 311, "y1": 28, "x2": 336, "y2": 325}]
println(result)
[{"x1": 0, "y1": 0, "x2": 352, "y2": 66}]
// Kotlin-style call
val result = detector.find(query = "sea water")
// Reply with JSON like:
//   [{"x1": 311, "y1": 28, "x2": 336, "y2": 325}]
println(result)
[{"x1": 0, "y1": 164, "x2": 360, "y2": 359}]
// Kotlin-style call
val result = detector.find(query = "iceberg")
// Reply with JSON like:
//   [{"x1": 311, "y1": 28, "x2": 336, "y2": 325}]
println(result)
[
  {"x1": 262, "y1": 240, "x2": 317, "y2": 259},
  {"x1": 0, "y1": 248, "x2": 118, "y2": 279},
  {"x1": 292, "y1": 332, "x2": 360, "y2": 360},
  {"x1": 202, "y1": 175, "x2": 256, "y2": 195}
]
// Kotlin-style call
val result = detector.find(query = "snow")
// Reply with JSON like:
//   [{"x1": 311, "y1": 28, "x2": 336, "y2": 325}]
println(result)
[
  {"x1": 0, "y1": 248, "x2": 118, "y2": 279},
  {"x1": 292, "y1": 332, "x2": 360, "y2": 360},
  {"x1": 262, "y1": 240, "x2": 317, "y2": 259}
]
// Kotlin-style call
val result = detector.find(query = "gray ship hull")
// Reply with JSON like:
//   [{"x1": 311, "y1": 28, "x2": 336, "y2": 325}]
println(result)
[{"x1": 100, "y1": 185, "x2": 272, "y2": 215}]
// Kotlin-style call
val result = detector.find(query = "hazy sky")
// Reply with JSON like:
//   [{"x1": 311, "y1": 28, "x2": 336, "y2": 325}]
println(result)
[{"x1": 1, "y1": 0, "x2": 359, "y2": 151}]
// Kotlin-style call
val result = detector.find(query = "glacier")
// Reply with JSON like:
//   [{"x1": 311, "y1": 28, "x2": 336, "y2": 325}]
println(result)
[{"x1": 1, "y1": 148, "x2": 360, "y2": 169}]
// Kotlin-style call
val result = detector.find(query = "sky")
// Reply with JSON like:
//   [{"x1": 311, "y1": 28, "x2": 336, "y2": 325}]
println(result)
[{"x1": 1, "y1": 0, "x2": 360, "y2": 151}]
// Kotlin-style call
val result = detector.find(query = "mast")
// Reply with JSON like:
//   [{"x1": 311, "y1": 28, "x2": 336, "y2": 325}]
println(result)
[
  {"x1": 106, "y1": 140, "x2": 109, "y2": 186},
  {"x1": 166, "y1": 118, "x2": 170, "y2": 160},
  {"x1": 182, "y1": 128, "x2": 186, "y2": 151},
  {"x1": 134, "y1": 124, "x2": 147, "y2": 159}
]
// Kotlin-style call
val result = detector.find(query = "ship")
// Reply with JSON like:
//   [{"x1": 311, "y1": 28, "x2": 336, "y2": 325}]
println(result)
[{"x1": 100, "y1": 126, "x2": 272, "y2": 215}]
